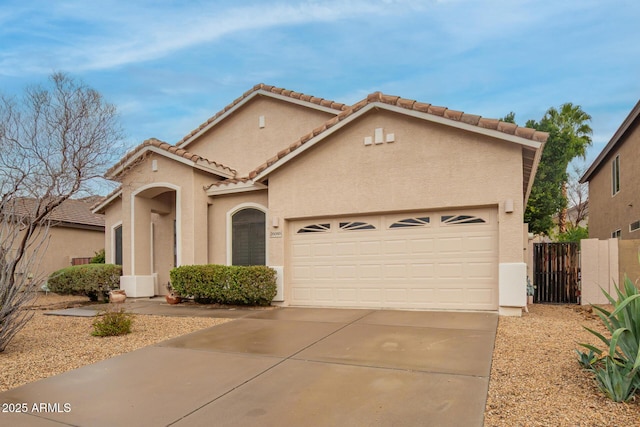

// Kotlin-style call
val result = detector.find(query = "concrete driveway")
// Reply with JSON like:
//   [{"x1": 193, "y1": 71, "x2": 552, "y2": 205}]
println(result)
[{"x1": 1, "y1": 307, "x2": 497, "y2": 426}]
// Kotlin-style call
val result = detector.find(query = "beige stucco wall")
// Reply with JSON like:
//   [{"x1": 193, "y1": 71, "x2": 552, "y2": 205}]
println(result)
[
  {"x1": 103, "y1": 196, "x2": 122, "y2": 265},
  {"x1": 618, "y1": 239, "x2": 640, "y2": 286},
  {"x1": 588, "y1": 121, "x2": 640, "y2": 240},
  {"x1": 266, "y1": 109, "x2": 527, "y2": 301},
  {"x1": 207, "y1": 191, "x2": 269, "y2": 265},
  {"x1": 184, "y1": 96, "x2": 336, "y2": 176},
  {"x1": 32, "y1": 226, "x2": 104, "y2": 283},
  {"x1": 106, "y1": 153, "x2": 223, "y2": 293},
  {"x1": 268, "y1": 109, "x2": 524, "y2": 256}
]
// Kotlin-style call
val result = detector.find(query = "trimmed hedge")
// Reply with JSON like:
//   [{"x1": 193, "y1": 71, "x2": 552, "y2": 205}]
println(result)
[
  {"x1": 48, "y1": 264, "x2": 122, "y2": 301},
  {"x1": 170, "y1": 265, "x2": 277, "y2": 306}
]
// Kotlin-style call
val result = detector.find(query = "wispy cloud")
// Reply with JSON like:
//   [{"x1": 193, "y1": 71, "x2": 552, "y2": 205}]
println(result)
[{"x1": 0, "y1": 0, "x2": 426, "y2": 74}]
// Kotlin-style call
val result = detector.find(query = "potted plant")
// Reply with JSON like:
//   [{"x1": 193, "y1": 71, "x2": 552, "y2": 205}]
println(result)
[
  {"x1": 109, "y1": 289, "x2": 127, "y2": 303},
  {"x1": 165, "y1": 283, "x2": 182, "y2": 305},
  {"x1": 526, "y1": 276, "x2": 535, "y2": 305}
]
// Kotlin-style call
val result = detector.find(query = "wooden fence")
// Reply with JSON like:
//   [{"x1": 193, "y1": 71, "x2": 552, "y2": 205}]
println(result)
[{"x1": 533, "y1": 242, "x2": 580, "y2": 304}]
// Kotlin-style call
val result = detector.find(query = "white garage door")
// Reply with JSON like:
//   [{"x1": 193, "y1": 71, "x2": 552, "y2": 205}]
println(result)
[{"x1": 289, "y1": 209, "x2": 498, "y2": 310}]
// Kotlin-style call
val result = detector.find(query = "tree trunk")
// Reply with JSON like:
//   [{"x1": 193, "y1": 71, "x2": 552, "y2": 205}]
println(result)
[{"x1": 558, "y1": 182, "x2": 568, "y2": 233}]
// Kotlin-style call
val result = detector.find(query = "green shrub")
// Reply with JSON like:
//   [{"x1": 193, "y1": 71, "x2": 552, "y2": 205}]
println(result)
[
  {"x1": 48, "y1": 264, "x2": 122, "y2": 301},
  {"x1": 90, "y1": 249, "x2": 105, "y2": 264},
  {"x1": 577, "y1": 274, "x2": 640, "y2": 402},
  {"x1": 92, "y1": 307, "x2": 133, "y2": 337},
  {"x1": 170, "y1": 264, "x2": 277, "y2": 306}
]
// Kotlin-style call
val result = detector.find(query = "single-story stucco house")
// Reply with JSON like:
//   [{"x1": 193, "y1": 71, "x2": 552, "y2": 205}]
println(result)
[
  {"x1": 8, "y1": 197, "x2": 105, "y2": 282},
  {"x1": 93, "y1": 84, "x2": 547, "y2": 315}
]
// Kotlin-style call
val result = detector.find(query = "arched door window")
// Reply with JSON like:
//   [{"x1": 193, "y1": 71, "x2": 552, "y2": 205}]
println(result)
[{"x1": 232, "y1": 209, "x2": 266, "y2": 266}]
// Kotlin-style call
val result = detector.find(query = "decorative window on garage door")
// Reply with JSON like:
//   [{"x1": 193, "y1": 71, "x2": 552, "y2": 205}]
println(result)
[
  {"x1": 339, "y1": 221, "x2": 376, "y2": 231},
  {"x1": 441, "y1": 215, "x2": 486, "y2": 225},
  {"x1": 297, "y1": 223, "x2": 331, "y2": 233},
  {"x1": 389, "y1": 217, "x2": 430, "y2": 228}
]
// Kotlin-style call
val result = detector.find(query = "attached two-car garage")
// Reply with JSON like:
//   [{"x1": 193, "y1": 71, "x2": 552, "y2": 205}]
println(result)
[{"x1": 288, "y1": 208, "x2": 498, "y2": 311}]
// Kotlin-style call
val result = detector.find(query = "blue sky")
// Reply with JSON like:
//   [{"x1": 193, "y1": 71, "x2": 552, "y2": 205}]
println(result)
[{"x1": 2, "y1": 0, "x2": 639, "y2": 171}]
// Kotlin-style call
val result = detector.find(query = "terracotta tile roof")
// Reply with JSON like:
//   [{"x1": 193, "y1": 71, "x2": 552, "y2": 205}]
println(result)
[
  {"x1": 204, "y1": 177, "x2": 252, "y2": 190},
  {"x1": 176, "y1": 83, "x2": 348, "y2": 147},
  {"x1": 247, "y1": 91, "x2": 549, "y2": 179},
  {"x1": 105, "y1": 138, "x2": 237, "y2": 179},
  {"x1": 10, "y1": 198, "x2": 105, "y2": 228}
]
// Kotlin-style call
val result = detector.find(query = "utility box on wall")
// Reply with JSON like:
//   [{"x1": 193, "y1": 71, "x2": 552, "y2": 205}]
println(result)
[{"x1": 499, "y1": 262, "x2": 527, "y2": 314}]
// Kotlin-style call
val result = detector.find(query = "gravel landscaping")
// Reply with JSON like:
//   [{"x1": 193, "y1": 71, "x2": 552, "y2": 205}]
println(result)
[
  {"x1": 1, "y1": 294, "x2": 639, "y2": 425},
  {"x1": 485, "y1": 304, "x2": 639, "y2": 426},
  {"x1": 0, "y1": 293, "x2": 230, "y2": 392}
]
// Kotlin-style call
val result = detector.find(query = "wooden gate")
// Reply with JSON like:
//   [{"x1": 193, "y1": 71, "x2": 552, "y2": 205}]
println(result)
[{"x1": 533, "y1": 242, "x2": 580, "y2": 304}]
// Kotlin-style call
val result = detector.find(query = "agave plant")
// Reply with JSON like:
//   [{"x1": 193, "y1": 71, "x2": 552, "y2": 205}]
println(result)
[{"x1": 577, "y1": 273, "x2": 640, "y2": 402}]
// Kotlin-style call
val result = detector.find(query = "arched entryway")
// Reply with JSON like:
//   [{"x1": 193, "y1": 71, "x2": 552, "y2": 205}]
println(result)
[
  {"x1": 231, "y1": 208, "x2": 266, "y2": 266},
  {"x1": 130, "y1": 184, "x2": 179, "y2": 295}
]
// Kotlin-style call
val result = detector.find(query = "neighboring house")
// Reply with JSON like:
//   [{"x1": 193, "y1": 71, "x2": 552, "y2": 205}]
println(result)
[
  {"x1": 580, "y1": 99, "x2": 640, "y2": 283},
  {"x1": 93, "y1": 84, "x2": 546, "y2": 315},
  {"x1": 7, "y1": 197, "x2": 105, "y2": 282},
  {"x1": 549, "y1": 202, "x2": 589, "y2": 236}
]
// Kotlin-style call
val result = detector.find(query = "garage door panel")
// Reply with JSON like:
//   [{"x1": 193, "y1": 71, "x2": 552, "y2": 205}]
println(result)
[
  {"x1": 409, "y1": 238, "x2": 435, "y2": 254},
  {"x1": 360, "y1": 264, "x2": 382, "y2": 278},
  {"x1": 360, "y1": 288, "x2": 382, "y2": 303},
  {"x1": 313, "y1": 243, "x2": 334, "y2": 257},
  {"x1": 384, "y1": 263, "x2": 409, "y2": 279},
  {"x1": 437, "y1": 263, "x2": 463, "y2": 277},
  {"x1": 465, "y1": 236, "x2": 495, "y2": 252},
  {"x1": 292, "y1": 243, "x2": 312, "y2": 257},
  {"x1": 336, "y1": 265, "x2": 357, "y2": 279},
  {"x1": 313, "y1": 265, "x2": 333, "y2": 279},
  {"x1": 290, "y1": 209, "x2": 498, "y2": 310},
  {"x1": 466, "y1": 262, "x2": 495, "y2": 278},
  {"x1": 385, "y1": 288, "x2": 408, "y2": 302},
  {"x1": 360, "y1": 241, "x2": 381, "y2": 255},
  {"x1": 383, "y1": 239, "x2": 408, "y2": 255},
  {"x1": 409, "y1": 263, "x2": 435, "y2": 278},
  {"x1": 466, "y1": 289, "x2": 494, "y2": 304},
  {"x1": 336, "y1": 288, "x2": 357, "y2": 302},
  {"x1": 313, "y1": 288, "x2": 334, "y2": 301}
]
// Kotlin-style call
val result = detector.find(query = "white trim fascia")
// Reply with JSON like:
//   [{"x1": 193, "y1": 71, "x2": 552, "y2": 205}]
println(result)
[
  {"x1": 380, "y1": 103, "x2": 543, "y2": 149},
  {"x1": 254, "y1": 102, "x2": 543, "y2": 182},
  {"x1": 110, "y1": 221, "x2": 123, "y2": 265},
  {"x1": 206, "y1": 181, "x2": 267, "y2": 196},
  {"x1": 226, "y1": 202, "x2": 268, "y2": 266},
  {"x1": 93, "y1": 189, "x2": 122, "y2": 214},
  {"x1": 524, "y1": 144, "x2": 544, "y2": 205},
  {"x1": 179, "y1": 90, "x2": 342, "y2": 149},
  {"x1": 108, "y1": 146, "x2": 235, "y2": 180},
  {"x1": 131, "y1": 182, "x2": 182, "y2": 275}
]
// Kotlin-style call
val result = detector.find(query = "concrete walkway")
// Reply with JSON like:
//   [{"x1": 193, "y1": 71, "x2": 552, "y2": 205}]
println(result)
[{"x1": 1, "y1": 305, "x2": 497, "y2": 426}]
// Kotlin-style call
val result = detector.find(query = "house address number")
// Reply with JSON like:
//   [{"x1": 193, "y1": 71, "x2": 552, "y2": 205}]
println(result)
[{"x1": 270, "y1": 231, "x2": 283, "y2": 238}]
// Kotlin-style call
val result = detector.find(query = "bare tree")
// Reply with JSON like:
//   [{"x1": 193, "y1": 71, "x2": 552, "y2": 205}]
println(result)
[
  {"x1": 566, "y1": 164, "x2": 589, "y2": 228},
  {"x1": 0, "y1": 73, "x2": 124, "y2": 352}
]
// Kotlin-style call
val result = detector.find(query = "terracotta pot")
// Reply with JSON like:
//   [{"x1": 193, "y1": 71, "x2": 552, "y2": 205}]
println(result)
[
  {"x1": 165, "y1": 292, "x2": 182, "y2": 305},
  {"x1": 109, "y1": 290, "x2": 127, "y2": 303}
]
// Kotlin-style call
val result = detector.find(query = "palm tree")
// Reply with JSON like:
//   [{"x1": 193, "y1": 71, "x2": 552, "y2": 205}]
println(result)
[{"x1": 540, "y1": 103, "x2": 592, "y2": 233}]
